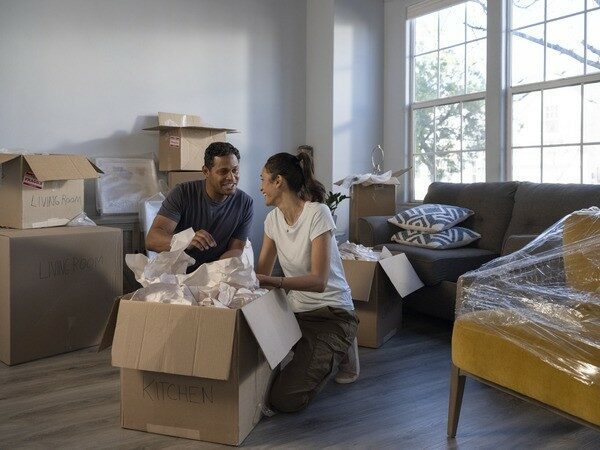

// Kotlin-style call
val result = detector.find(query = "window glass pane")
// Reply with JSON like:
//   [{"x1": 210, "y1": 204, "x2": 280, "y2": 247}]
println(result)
[
  {"x1": 466, "y1": 39, "x2": 486, "y2": 93},
  {"x1": 463, "y1": 100, "x2": 486, "y2": 150},
  {"x1": 589, "y1": 0, "x2": 600, "y2": 10},
  {"x1": 439, "y1": 3, "x2": 466, "y2": 48},
  {"x1": 547, "y1": 0, "x2": 584, "y2": 20},
  {"x1": 513, "y1": 91, "x2": 542, "y2": 147},
  {"x1": 439, "y1": 45, "x2": 465, "y2": 97},
  {"x1": 436, "y1": 103, "x2": 461, "y2": 152},
  {"x1": 546, "y1": 14, "x2": 585, "y2": 80},
  {"x1": 543, "y1": 85, "x2": 581, "y2": 145},
  {"x1": 543, "y1": 146, "x2": 581, "y2": 182},
  {"x1": 511, "y1": 0, "x2": 544, "y2": 29},
  {"x1": 413, "y1": 154, "x2": 434, "y2": 200},
  {"x1": 462, "y1": 151, "x2": 486, "y2": 182},
  {"x1": 513, "y1": 147, "x2": 541, "y2": 182},
  {"x1": 584, "y1": 82, "x2": 600, "y2": 142},
  {"x1": 415, "y1": 12, "x2": 438, "y2": 55},
  {"x1": 583, "y1": 145, "x2": 600, "y2": 183},
  {"x1": 587, "y1": 9, "x2": 600, "y2": 74},
  {"x1": 466, "y1": 1, "x2": 487, "y2": 40},
  {"x1": 414, "y1": 52, "x2": 438, "y2": 101},
  {"x1": 436, "y1": 152, "x2": 462, "y2": 182},
  {"x1": 511, "y1": 25, "x2": 544, "y2": 85},
  {"x1": 414, "y1": 107, "x2": 435, "y2": 154}
]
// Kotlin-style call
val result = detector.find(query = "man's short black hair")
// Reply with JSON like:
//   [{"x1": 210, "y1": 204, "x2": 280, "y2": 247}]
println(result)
[{"x1": 204, "y1": 142, "x2": 241, "y2": 169}]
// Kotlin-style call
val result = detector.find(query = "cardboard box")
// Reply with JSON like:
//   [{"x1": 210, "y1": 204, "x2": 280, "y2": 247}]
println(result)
[
  {"x1": 144, "y1": 112, "x2": 237, "y2": 172},
  {"x1": 0, "y1": 154, "x2": 101, "y2": 229},
  {"x1": 349, "y1": 184, "x2": 399, "y2": 243},
  {"x1": 342, "y1": 252, "x2": 423, "y2": 348},
  {"x1": 102, "y1": 289, "x2": 301, "y2": 445},
  {"x1": 167, "y1": 171, "x2": 205, "y2": 190},
  {"x1": 0, "y1": 226, "x2": 122, "y2": 365}
]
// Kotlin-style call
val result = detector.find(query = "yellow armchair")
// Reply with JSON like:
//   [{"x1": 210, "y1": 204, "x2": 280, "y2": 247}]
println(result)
[{"x1": 448, "y1": 209, "x2": 600, "y2": 436}]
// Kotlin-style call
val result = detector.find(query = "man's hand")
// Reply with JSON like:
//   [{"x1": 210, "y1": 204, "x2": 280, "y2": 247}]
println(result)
[{"x1": 189, "y1": 229, "x2": 217, "y2": 251}]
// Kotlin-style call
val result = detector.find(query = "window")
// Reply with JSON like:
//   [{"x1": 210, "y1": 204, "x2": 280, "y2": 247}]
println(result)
[
  {"x1": 410, "y1": 1, "x2": 487, "y2": 201},
  {"x1": 509, "y1": 0, "x2": 600, "y2": 183}
]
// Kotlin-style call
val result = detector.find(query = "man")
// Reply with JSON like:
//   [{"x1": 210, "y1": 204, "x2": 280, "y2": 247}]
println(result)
[{"x1": 146, "y1": 142, "x2": 253, "y2": 271}]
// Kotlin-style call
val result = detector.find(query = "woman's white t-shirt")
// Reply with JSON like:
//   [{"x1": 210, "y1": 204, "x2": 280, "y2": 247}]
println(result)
[{"x1": 264, "y1": 202, "x2": 353, "y2": 313}]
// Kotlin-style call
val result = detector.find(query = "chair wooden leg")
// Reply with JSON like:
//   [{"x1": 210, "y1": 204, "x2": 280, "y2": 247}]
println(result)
[{"x1": 447, "y1": 363, "x2": 466, "y2": 438}]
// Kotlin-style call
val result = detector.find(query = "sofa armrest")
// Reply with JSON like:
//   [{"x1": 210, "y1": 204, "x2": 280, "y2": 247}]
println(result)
[
  {"x1": 357, "y1": 215, "x2": 397, "y2": 246},
  {"x1": 501, "y1": 234, "x2": 538, "y2": 256}
]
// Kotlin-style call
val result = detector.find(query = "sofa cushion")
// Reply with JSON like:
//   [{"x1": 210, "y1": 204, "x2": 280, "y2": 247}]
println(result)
[
  {"x1": 374, "y1": 243, "x2": 497, "y2": 286},
  {"x1": 424, "y1": 182, "x2": 518, "y2": 254},
  {"x1": 391, "y1": 227, "x2": 481, "y2": 249},
  {"x1": 504, "y1": 182, "x2": 600, "y2": 242},
  {"x1": 388, "y1": 203, "x2": 473, "y2": 232}
]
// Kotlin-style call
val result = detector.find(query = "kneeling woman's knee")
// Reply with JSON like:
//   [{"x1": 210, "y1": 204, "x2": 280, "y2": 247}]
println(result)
[{"x1": 269, "y1": 381, "x2": 310, "y2": 413}]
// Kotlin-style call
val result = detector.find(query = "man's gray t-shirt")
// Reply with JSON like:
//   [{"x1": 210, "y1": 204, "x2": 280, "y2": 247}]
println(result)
[{"x1": 157, "y1": 180, "x2": 254, "y2": 271}]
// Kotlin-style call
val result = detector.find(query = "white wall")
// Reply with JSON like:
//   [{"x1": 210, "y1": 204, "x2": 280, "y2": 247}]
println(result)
[
  {"x1": 333, "y1": 0, "x2": 384, "y2": 235},
  {"x1": 0, "y1": 0, "x2": 306, "y2": 252}
]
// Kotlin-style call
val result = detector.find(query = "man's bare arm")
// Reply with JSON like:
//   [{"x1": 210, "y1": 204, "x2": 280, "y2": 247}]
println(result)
[
  {"x1": 219, "y1": 238, "x2": 246, "y2": 260},
  {"x1": 146, "y1": 215, "x2": 178, "y2": 252}
]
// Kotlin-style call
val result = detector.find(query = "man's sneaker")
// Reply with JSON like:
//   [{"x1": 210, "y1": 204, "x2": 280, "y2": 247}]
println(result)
[{"x1": 335, "y1": 337, "x2": 359, "y2": 384}]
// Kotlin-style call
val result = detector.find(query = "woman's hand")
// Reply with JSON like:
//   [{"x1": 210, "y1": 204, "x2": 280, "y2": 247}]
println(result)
[{"x1": 257, "y1": 274, "x2": 281, "y2": 289}]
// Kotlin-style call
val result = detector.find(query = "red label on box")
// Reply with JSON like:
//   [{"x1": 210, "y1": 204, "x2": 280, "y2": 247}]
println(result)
[
  {"x1": 169, "y1": 136, "x2": 180, "y2": 148},
  {"x1": 23, "y1": 171, "x2": 44, "y2": 189}
]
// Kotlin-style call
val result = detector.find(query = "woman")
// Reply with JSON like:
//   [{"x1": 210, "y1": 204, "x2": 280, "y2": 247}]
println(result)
[{"x1": 257, "y1": 151, "x2": 359, "y2": 413}]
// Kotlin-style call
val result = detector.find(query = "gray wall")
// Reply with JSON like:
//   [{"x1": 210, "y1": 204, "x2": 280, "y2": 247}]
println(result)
[
  {"x1": 333, "y1": 0, "x2": 384, "y2": 235},
  {"x1": 0, "y1": 0, "x2": 306, "y2": 253}
]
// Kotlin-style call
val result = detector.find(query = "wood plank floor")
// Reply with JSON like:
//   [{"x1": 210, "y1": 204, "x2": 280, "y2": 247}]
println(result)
[{"x1": 1, "y1": 312, "x2": 598, "y2": 449}]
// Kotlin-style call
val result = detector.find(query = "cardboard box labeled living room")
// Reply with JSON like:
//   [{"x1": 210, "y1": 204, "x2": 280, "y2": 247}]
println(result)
[
  {"x1": 0, "y1": 153, "x2": 102, "y2": 229},
  {"x1": 101, "y1": 288, "x2": 301, "y2": 446},
  {"x1": 144, "y1": 112, "x2": 237, "y2": 172},
  {"x1": 0, "y1": 226, "x2": 122, "y2": 365}
]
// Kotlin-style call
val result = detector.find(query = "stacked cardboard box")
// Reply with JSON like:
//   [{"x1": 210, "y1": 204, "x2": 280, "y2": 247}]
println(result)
[
  {"x1": 167, "y1": 171, "x2": 205, "y2": 191},
  {"x1": 0, "y1": 153, "x2": 102, "y2": 229},
  {"x1": 144, "y1": 112, "x2": 236, "y2": 191},
  {"x1": 101, "y1": 289, "x2": 301, "y2": 446},
  {"x1": 0, "y1": 153, "x2": 124, "y2": 365},
  {"x1": 0, "y1": 226, "x2": 122, "y2": 365}
]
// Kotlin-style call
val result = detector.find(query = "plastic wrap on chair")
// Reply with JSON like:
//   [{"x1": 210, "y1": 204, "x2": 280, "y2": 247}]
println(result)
[{"x1": 455, "y1": 207, "x2": 600, "y2": 385}]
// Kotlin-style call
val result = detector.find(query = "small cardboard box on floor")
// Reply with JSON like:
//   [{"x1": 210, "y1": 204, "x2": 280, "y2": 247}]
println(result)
[
  {"x1": 0, "y1": 153, "x2": 102, "y2": 229},
  {"x1": 101, "y1": 289, "x2": 301, "y2": 446},
  {"x1": 167, "y1": 171, "x2": 205, "y2": 190},
  {"x1": 0, "y1": 226, "x2": 122, "y2": 365},
  {"x1": 144, "y1": 112, "x2": 237, "y2": 171},
  {"x1": 342, "y1": 250, "x2": 423, "y2": 348}
]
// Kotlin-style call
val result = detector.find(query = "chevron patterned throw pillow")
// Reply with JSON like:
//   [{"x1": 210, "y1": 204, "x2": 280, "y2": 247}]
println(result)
[
  {"x1": 388, "y1": 203, "x2": 473, "y2": 232},
  {"x1": 391, "y1": 227, "x2": 481, "y2": 249}
]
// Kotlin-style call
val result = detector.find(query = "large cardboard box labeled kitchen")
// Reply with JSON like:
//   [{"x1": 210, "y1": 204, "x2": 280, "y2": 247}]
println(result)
[
  {"x1": 102, "y1": 289, "x2": 301, "y2": 446},
  {"x1": 0, "y1": 226, "x2": 122, "y2": 365},
  {"x1": 145, "y1": 112, "x2": 237, "y2": 171},
  {"x1": 343, "y1": 251, "x2": 423, "y2": 348},
  {"x1": 0, "y1": 154, "x2": 101, "y2": 229}
]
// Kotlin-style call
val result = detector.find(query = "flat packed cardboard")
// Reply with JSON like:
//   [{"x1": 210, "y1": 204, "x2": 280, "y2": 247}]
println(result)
[
  {"x1": 167, "y1": 171, "x2": 205, "y2": 190},
  {"x1": 349, "y1": 183, "x2": 399, "y2": 243},
  {"x1": 104, "y1": 289, "x2": 300, "y2": 445},
  {"x1": 0, "y1": 154, "x2": 101, "y2": 229},
  {"x1": 0, "y1": 226, "x2": 122, "y2": 365},
  {"x1": 342, "y1": 252, "x2": 423, "y2": 348},
  {"x1": 144, "y1": 112, "x2": 237, "y2": 171}
]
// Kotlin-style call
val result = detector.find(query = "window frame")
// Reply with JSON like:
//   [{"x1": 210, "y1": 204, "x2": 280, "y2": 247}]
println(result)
[
  {"x1": 506, "y1": 0, "x2": 600, "y2": 183},
  {"x1": 408, "y1": 1, "x2": 488, "y2": 201}
]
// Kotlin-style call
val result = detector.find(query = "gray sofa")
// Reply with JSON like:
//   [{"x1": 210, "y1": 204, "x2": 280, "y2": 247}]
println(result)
[{"x1": 357, "y1": 181, "x2": 600, "y2": 321}]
